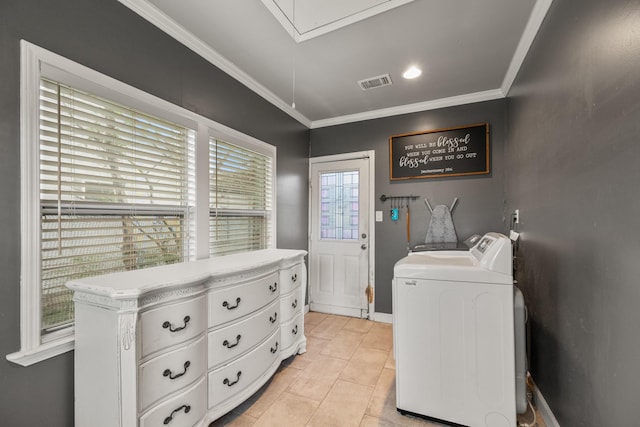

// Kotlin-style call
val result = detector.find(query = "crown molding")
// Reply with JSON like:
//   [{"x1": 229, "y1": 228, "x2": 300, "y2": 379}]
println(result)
[
  {"x1": 118, "y1": 0, "x2": 312, "y2": 128},
  {"x1": 119, "y1": 0, "x2": 550, "y2": 130},
  {"x1": 501, "y1": 0, "x2": 553, "y2": 96},
  {"x1": 310, "y1": 89, "x2": 506, "y2": 129}
]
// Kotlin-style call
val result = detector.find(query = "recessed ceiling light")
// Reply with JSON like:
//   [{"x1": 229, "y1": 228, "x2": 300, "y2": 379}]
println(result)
[{"x1": 403, "y1": 66, "x2": 422, "y2": 79}]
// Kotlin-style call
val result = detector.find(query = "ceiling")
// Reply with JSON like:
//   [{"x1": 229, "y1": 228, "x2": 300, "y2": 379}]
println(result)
[{"x1": 119, "y1": 0, "x2": 552, "y2": 128}]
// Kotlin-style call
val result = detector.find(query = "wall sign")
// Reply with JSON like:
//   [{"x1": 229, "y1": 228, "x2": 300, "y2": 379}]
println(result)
[{"x1": 389, "y1": 123, "x2": 489, "y2": 180}]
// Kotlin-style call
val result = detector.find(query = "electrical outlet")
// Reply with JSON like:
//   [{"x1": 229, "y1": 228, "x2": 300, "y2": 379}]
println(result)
[{"x1": 514, "y1": 209, "x2": 520, "y2": 224}]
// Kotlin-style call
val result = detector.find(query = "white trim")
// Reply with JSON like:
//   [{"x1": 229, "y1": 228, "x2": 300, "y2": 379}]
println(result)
[
  {"x1": 18, "y1": 40, "x2": 43, "y2": 358},
  {"x1": 271, "y1": 148, "x2": 277, "y2": 251},
  {"x1": 8, "y1": 40, "x2": 277, "y2": 365},
  {"x1": 365, "y1": 151, "x2": 376, "y2": 320},
  {"x1": 501, "y1": 0, "x2": 554, "y2": 96},
  {"x1": 372, "y1": 312, "x2": 393, "y2": 324},
  {"x1": 308, "y1": 151, "x2": 373, "y2": 164},
  {"x1": 309, "y1": 303, "x2": 365, "y2": 318},
  {"x1": 6, "y1": 333, "x2": 75, "y2": 367},
  {"x1": 310, "y1": 89, "x2": 505, "y2": 129},
  {"x1": 532, "y1": 380, "x2": 561, "y2": 427},
  {"x1": 38, "y1": 60, "x2": 197, "y2": 131},
  {"x1": 117, "y1": 0, "x2": 312, "y2": 128}
]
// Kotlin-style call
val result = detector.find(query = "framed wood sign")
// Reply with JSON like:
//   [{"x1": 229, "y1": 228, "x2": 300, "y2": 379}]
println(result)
[{"x1": 389, "y1": 123, "x2": 489, "y2": 180}]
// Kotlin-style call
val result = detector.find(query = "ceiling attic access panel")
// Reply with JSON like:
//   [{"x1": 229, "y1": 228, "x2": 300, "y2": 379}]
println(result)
[{"x1": 261, "y1": 0, "x2": 416, "y2": 41}]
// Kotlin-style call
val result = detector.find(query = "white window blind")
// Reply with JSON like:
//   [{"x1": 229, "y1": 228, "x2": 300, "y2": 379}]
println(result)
[
  {"x1": 39, "y1": 78, "x2": 195, "y2": 334},
  {"x1": 209, "y1": 139, "x2": 273, "y2": 256}
]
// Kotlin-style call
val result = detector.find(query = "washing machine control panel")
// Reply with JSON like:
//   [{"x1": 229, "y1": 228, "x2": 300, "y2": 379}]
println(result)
[
  {"x1": 475, "y1": 236, "x2": 495, "y2": 254},
  {"x1": 470, "y1": 232, "x2": 512, "y2": 275}
]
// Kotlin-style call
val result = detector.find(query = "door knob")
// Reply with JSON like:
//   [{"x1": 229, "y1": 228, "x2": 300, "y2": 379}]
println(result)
[{"x1": 361, "y1": 244, "x2": 367, "y2": 250}]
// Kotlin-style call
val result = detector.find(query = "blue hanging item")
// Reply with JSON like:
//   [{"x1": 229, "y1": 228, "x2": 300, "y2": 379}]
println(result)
[
  {"x1": 390, "y1": 197, "x2": 399, "y2": 221},
  {"x1": 380, "y1": 194, "x2": 417, "y2": 222}
]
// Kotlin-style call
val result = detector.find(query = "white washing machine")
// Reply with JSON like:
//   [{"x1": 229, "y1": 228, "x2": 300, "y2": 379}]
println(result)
[{"x1": 393, "y1": 232, "x2": 516, "y2": 427}]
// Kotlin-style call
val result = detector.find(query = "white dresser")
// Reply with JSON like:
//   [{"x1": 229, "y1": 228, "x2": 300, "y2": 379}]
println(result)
[{"x1": 67, "y1": 249, "x2": 307, "y2": 427}]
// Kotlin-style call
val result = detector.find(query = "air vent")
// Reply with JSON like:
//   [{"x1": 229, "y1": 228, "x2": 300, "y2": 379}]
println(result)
[{"x1": 357, "y1": 73, "x2": 393, "y2": 91}]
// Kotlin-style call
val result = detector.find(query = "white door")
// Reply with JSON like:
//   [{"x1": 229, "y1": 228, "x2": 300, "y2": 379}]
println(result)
[{"x1": 309, "y1": 153, "x2": 373, "y2": 318}]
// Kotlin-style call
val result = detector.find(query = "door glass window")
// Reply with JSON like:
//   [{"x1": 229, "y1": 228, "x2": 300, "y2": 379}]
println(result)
[{"x1": 319, "y1": 171, "x2": 359, "y2": 240}]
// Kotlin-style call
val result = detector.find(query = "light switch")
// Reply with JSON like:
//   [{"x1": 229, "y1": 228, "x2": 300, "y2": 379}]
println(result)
[{"x1": 375, "y1": 211, "x2": 383, "y2": 222}]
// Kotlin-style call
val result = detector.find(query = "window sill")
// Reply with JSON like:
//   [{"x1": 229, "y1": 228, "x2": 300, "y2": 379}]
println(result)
[{"x1": 6, "y1": 334, "x2": 74, "y2": 366}]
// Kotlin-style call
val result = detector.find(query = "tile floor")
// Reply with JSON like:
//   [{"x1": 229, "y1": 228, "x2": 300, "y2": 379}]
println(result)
[{"x1": 210, "y1": 312, "x2": 543, "y2": 427}]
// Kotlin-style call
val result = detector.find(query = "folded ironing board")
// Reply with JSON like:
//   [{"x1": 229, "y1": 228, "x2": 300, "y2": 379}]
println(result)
[
  {"x1": 424, "y1": 198, "x2": 458, "y2": 244},
  {"x1": 412, "y1": 198, "x2": 467, "y2": 252}
]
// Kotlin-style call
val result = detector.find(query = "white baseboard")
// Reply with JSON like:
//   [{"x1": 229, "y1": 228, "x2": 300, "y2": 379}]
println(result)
[
  {"x1": 532, "y1": 379, "x2": 561, "y2": 427},
  {"x1": 309, "y1": 302, "x2": 364, "y2": 318},
  {"x1": 372, "y1": 312, "x2": 393, "y2": 324},
  {"x1": 304, "y1": 305, "x2": 392, "y2": 324}
]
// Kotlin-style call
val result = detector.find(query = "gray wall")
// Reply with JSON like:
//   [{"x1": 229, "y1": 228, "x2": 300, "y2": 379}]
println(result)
[
  {"x1": 310, "y1": 99, "x2": 508, "y2": 313},
  {"x1": 4, "y1": 0, "x2": 638, "y2": 426},
  {"x1": 0, "y1": 0, "x2": 308, "y2": 425},
  {"x1": 504, "y1": 0, "x2": 640, "y2": 425}
]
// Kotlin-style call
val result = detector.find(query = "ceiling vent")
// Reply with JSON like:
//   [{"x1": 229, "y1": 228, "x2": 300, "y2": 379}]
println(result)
[{"x1": 357, "y1": 74, "x2": 393, "y2": 91}]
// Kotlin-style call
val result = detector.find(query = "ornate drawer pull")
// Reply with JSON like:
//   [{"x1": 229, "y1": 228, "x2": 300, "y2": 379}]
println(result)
[
  {"x1": 222, "y1": 297, "x2": 241, "y2": 310},
  {"x1": 270, "y1": 341, "x2": 279, "y2": 353},
  {"x1": 223, "y1": 334, "x2": 242, "y2": 349},
  {"x1": 269, "y1": 282, "x2": 278, "y2": 292},
  {"x1": 291, "y1": 299, "x2": 298, "y2": 309},
  {"x1": 292, "y1": 324, "x2": 298, "y2": 335},
  {"x1": 223, "y1": 371, "x2": 242, "y2": 387},
  {"x1": 163, "y1": 404, "x2": 191, "y2": 425},
  {"x1": 163, "y1": 361, "x2": 191, "y2": 380},
  {"x1": 269, "y1": 312, "x2": 278, "y2": 323},
  {"x1": 292, "y1": 273, "x2": 298, "y2": 282},
  {"x1": 162, "y1": 316, "x2": 190, "y2": 333}
]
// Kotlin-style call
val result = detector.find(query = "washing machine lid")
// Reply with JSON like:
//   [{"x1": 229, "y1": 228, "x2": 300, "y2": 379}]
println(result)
[{"x1": 394, "y1": 232, "x2": 513, "y2": 284}]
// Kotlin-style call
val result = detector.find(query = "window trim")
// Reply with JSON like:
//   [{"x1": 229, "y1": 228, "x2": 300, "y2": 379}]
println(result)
[{"x1": 8, "y1": 40, "x2": 276, "y2": 366}]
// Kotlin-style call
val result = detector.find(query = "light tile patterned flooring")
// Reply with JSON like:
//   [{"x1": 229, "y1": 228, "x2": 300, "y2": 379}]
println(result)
[
  {"x1": 209, "y1": 312, "x2": 441, "y2": 427},
  {"x1": 210, "y1": 312, "x2": 543, "y2": 427}
]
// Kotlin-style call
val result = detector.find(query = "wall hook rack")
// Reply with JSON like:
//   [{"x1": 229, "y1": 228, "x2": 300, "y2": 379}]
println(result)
[
  {"x1": 380, "y1": 195, "x2": 419, "y2": 250},
  {"x1": 379, "y1": 194, "x2": 419, "y2": 203}
]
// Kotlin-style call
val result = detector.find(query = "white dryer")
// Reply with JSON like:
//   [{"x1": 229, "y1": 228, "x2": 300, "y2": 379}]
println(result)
[{"x1": 393, "y1": 232, "x2": 516, "y2": 427}]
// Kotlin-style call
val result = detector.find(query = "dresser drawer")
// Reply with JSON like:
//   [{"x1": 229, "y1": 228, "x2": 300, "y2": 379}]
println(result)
[
  {"x1": 139, "y1": 377, "x2": 206, "y2": 427},
  {"x1": 140, "y1": 295, "x2": 206, "y2": 358},
  {"x1": 139, "y1": 336, "x2": 206, "y2": 412},
  {"x1": 280, "y1": 288, "x2": 302, "y2": 322},
  {"x1": 281, "y1": 312, "x2": 304, "y2": 351},
  {"x1": 208, "y1": 330, "x2": 280, "y2": 409},
  {"x1": 208, "y1": 299, "x2": 279, "y2": 369},
  {"x1": 208, "y1": 272, "x2": 279, "y2": 327},
  {"x1": 279, "y1": 263, "x2": 303, "y2": 295}
]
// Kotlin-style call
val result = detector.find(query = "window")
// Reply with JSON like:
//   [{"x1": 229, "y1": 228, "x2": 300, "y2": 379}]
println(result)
[
  {"x1": 39, "y1": 78, "x2": 195, "y2": 334},
  {"x1": 319, "y1": 171, "x2": 360, "y2": 241},
  {"x1": 8, "y1": 41, "x2": 275, "y2": 366},
  {"x1": 209, "y1": 139, "x2": 273, "y2": 256}
]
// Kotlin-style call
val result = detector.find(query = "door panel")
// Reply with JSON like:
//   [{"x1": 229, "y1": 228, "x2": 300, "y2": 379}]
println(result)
[{"x1": 318, "y1": 254, "x2": 334, "y2": 294}]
